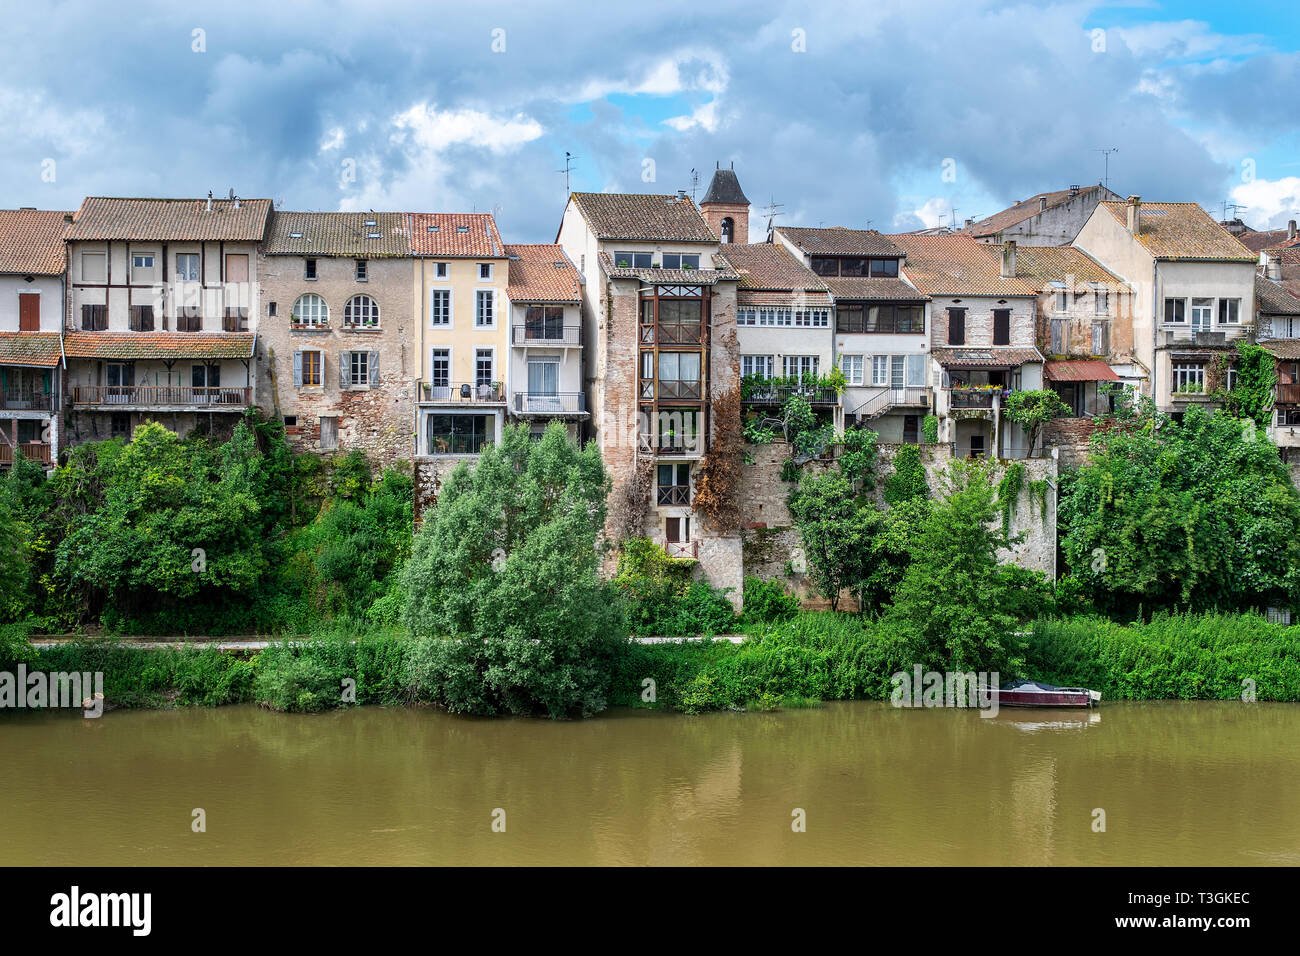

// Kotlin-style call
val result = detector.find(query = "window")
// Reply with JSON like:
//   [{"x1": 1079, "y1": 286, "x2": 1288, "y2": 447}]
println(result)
[
  {"x1": 434, "y1": 262, "x2": 448, "y2": 279},
  {"x1": 872, "y1": 354, "x2": 926, "y2": 387},
  {"x1": 17, "y1": 293, "x2": 39, "y2": 332},
  {"x1": 430, "y1": 289, "x2": 451, "y2": 326},
  {"x1": 295, "y1": 350, "x2": 322, "y2": 387},
  {"x1": 840, "y1": 354, "x2": 865, "y2": 386},
  {"x1": 1218, "y1": 298, "x2": 1241, "y2": 324},
  {"x1": 1172, "y1": 362, "x2": 1205, "y2": 393},
  {"x1": 110, "y1": 413, "x2": 130, "y2": 438},
  {"x1": 345, "y1": 294, "x2": 380, "y2": 328},
  {"x1": 82, "y1": 253, "x2": 106, "y2": 282},
  {"x1": 1191, "y1": 297, "x2": 1213, "y2": 331},
  {"x1": 292, "y1": 294, "x2": 328, "y2": 327},
  {"x1": 656, "y1": 298, "x2": 702, "y2": 343},
  {"x1": 993, "y1": 309, "x2": 1011, "y2": 346},
  {"x1": 1053, "y1": 286, "x2": 1068, "y2": 312},
  {"x1": 475, "y1": 348, "x2": 494, "y2": 386},
  {"x1": 319, "y1": 416, "x2": 338, "y2": 451},
  {"x1": 268, "y1": 302, "x2": 278, "y2": 317},
  {"x1": 524, "y1": 305, "x2": 565, "y2": 340},
  {"x1": 741, "y1": 355, "x2": 774, "y2": 379},
  {"x1": 475, "y1": 290, "x2": 494, "y2": 327},
  {"x1": 666, "y1": 516, "x2": 690, "y2": 543},
  {"x1": 719, "y1": 217, "x2": 734, "y2": 244},
  {"x1": 1093, "y1": 286, "x2": 1109, "y2": 315},
  {"x1": 527, "y1": 360, "x2": 558, "y2": 397},
  {"x1": 345, "y1": 351, "x2": 372, "y2": 387},
  {"x1": 870, "y1": 258, "x2": 899, "y2": 277},
  {"x1": 657, "y1": 463, "x2": 691, "y2": 505},
  {"x1": 132, "y1": 254, "x2": 154, "y2": 270},
  {"x1": 648, "y1": 407, "x2": 702, "y2": 453},
  {"x1": 429, "y1": 349, "x2": 450, "y2": 387},
  {"x1": 783, "y1": 355, "x2": 819, "y2": 381},
  {"x1": 225, "y1": 254, "x2": 248, "y2": 283},
  {"x1": 811, "y1": 257, "x2": 839, "y2": 277},
  {"x1": 1164, "y1": 297, "x2": 1186, "y2": 324},
  {"x1": 191, "y1": 363, "x2": 220, "y2": 390},
  {"x1": 661, "y1": 253, "x2": 701, "y2": 270},
  {"x1": 1226, "y1": 366, "x2": 1239, "y2": 391},
  {"x1": 614, "y1": 251, "x2": 653, "y2": 269},
  {"x1": 355, "y1": 259, "x2": 368, "y2": 281},
  {"x1": 947, "y1": 308, "x2": 966, "y2": 345},
  {"x1": 903, "y1": 415, "x2": 920, "y2": 443},
  {"x1": 836, "y1": 304, "x2": 924, "y2": 334},
  {"x1": 478, "y1": 263, "x2": 493, "y2": 280},
  {"x1": 658, "y1": 352, "x2": 702, "y2": 397},
  {"x1": 426, "y1": 413, "x2": 495, "y2": 455},
  {"x1": 305, "y1": 259, "x2": 317, "y2": 280},
  {"x1": 176, "y1": 254, "x2": 200, "y2": 281},
  {"x1": 283, "y1": 416, "x2": 297, "y2": 428},
  {"x1": 969, "y1": 435, "x2": 986, "y2": 459},
  {"x1": 106, "y1": 362, "x2": 134, "y2": 393}
]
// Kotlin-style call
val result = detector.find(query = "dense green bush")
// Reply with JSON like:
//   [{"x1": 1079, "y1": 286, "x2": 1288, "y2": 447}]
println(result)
[
  {"x1": 616, "y1": 537, "x2": 737, "y2": 636},
  {"x1": 742, "y1": 576, "x2": 800, "y2": 623}
]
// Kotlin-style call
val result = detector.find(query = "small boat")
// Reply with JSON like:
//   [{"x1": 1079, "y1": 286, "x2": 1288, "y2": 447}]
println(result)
[{"x1": 993, "y1": 679, "x2": 1101, "y2": 708}]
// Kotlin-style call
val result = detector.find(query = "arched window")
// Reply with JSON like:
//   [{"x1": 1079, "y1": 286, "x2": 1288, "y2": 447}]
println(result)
[
  {"x1": 345, "y1": 294, "x2": 380, "y2": 328},
  {"x1": 292, "y1": 293, "x2": 328, "y2": 328},
  {"x1": 720, "y1": 217, "x2": 734, "y2": 243}
]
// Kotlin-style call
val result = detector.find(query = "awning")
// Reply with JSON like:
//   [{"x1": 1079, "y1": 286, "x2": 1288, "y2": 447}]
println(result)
[{"x1": 1044, "y1": 359, "x2": 1120, "y2": 382}]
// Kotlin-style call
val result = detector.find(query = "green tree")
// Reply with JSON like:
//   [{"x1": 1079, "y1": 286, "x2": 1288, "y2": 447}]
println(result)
[
  {"x1": 888, "y1": 460, "x2": 1021, "y2": 673},
  {"x1": 883, "y1": 443, "x2": 929, "y2": 505},
  {"x1": 1003, "y1": 389, "x2": 1071, "y2": 456},
  {"x1": 788, "y1": 470, "x2": 880, "y2": 611},
  {"x1": 402, "y1": 422, "x2": 625, "y2": 717}
]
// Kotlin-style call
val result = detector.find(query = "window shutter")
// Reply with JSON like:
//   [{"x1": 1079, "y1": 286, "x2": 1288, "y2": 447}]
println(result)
[
  {"x1": 339, "y1": 352, "x2": 349, "y2": 389},
  {"x1": 906, "y1": 354, "x2": 925, "y2": 387},
  {"x1": 368, "y1": 351, "x2": 379, "y2": 385},
  {"x1": 1050, "y1": 320, "x2": 1064, "y2": 355},
  {"x1": 293, "y1": 350, "x2": 303, "y2": 387},
  {"x1": 993, "y1": 310, "x2": 1010, "y2": 346},
  {"x1": 947, "y1": 309, "x2": 965, "y2": 345}
]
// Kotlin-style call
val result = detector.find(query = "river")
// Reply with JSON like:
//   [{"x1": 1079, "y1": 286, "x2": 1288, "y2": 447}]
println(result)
[{"x1": 2, "y1": 701, "x2": 1296, "y2": 865}]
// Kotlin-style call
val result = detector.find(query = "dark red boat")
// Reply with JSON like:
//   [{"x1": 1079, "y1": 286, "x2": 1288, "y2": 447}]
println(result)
[{"x1": 993, "y1": 679, "x2": 1101, "y2": 708}]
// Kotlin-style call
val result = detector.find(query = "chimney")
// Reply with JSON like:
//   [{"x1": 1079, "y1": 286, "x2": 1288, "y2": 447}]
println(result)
[
  {"x1": 1126, "y1": 195, "x2": 1141, "y2": 235},
  {"x1": 964, "y1": 218, "x2": 974, "y2": 228},
  {"x1": 1289, "y1": 219, "x2": 1297, "y2": 240},
  {"x1": 1268, "y1": 257, "x2": 1282, "y2": 280},
  {"x1": 1038, "y1": 197, "x2": 1048, "y2": 212},
  {"x1": 234, "y1": 195, "x2": 241, "y2": 209},
  {"x1": 206, "y1": 190, "x2": 213, "y2": 212},
  {"x1": 1001, "y1": 240, "x2": 1017, "y2": 279},
  {"x1": 1069, "y1": 184, "x2": 1080, "y2": 196}
]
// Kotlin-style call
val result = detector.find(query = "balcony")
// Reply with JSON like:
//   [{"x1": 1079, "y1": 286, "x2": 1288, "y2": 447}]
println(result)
[
  {"x1": 513, "y1": 392, "x2": 586, "y2": 415},
  {"x1": 641, "y1": 379, "x2": 703, "y2": 401},
  {"x1": 742, "y1": 384, "x2": 839, "y2": 405},
  {"x1": 949, "y1": 387, "x2": 1001, "y2": 409},
  {"x1": 663, "y1": 540, "x2": 698, "y2": 560},
  {"x1": 656, "y1": 484, "x2": 690, "y2": 506},
  {"x1": 0, "y1": 390, "x2": 54, "y2": 411},
  {"x1": 638, "y1": 434, "x2": 703, "y2": 458},
  {"x1": 0, "y1": 442, "x2": 52, "y2": 466},
  {"x1": 1278, "y1": 383, "x2": 1300, "y2": 405},
  {"x1": 639, "y1": 323, "x2": 703, "y2": 346},
  {"x1": 420, "y1": 381, "x2": 505, "y2": 404},
  {"x1": 70, "y1": 385, "x2": 252, "y2": 409},
  {"x1": 511, "y1": 325, "x2": 581, "y2": 346}
]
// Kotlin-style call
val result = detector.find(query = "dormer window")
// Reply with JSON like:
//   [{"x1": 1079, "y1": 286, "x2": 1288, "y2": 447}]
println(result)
[
  {"x1": 661, "y1": 254, "x2": 701, "y2": 270},
  {"x1": 457, "y1": 225, "x2": 470, "y2": 233},
  {"x1": 289, "y1": 232, "x2": 304, "y2": 239},
  {"x1": 478, "y1": 263, "x2": 493, "y2": 280},
  {"x1": 363, "y1": 219, "x2": 377, "y2": 227},
  {"x1": 427, "y1": 225, "x2": 439, "y2": 233},
  {"x1": 614, "y1": 251, "x2": 652, "y2": 269}
]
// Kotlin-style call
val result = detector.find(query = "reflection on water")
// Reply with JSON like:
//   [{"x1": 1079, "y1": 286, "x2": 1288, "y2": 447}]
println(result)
[{"x1": 0, "y1": 701, "x2": 1295, "y2": 866}]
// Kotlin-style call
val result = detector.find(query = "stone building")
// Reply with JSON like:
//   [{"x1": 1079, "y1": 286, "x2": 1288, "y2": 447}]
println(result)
[
  {"x1": 962, "y1": 184, "x2": 1120, "y2": 247},
  {"x1": 255, "y1": 211, "x2": 415, "y2": 466},
  {"x1": 890, "y1": 233, "x2": 1043, "y2": 458},
  {"x1": 0, "y1": 208, "x2": 68, "y2": 469},
  {"x1": 699, "y1": 163, "x2": 750, "y2": 245},
  {"x1": 1254, "y1": 261, "x2": 1300, "y2": 456},
  {"x1": 556, "y1": 189, "x2": 743, "y2": 599},
  {"x1": 62, "y1": 196, "x2": 269, "y2": 446}
]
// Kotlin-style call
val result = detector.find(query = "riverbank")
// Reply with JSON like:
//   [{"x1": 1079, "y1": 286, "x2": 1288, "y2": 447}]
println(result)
[{"x1": 4, "y1": 611, "x2": 1298, "y2": 715}]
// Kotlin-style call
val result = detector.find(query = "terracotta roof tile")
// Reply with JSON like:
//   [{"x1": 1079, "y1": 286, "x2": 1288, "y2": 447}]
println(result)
[
  {"x1": 63, "y1": 332, "x2": 255, "y2": 360},
  {"x1": 962, "y1": 185, "x2": 1109, "y2": 237},
  {"x1": 1044, "y1": 359, "x2": 1120, "y2": 382},
  {"x1": 597, "y1": 251, "x2": 738, "y2": 285},
  {"x1": 889, "y1": 233, "x2": 1036, "y2": 297},
  {"x1": 1256, "y1": 276, "x2": 1300, "y2": 315},
  {"x1": 1013, "y1": 245, "x2": 1122, "y2": 288},
  {"x1": 407, "y1": 213, "x2": 504, "y2": 258},
  {"x1": 723, "y1": 243, "x2": 826, "y2": 291},
  {"x1": 0, "y1": 209, "x2": 70, "y2": 275},
  {"x1": 932, "y1": 347, "x2": 1043, "y2": 368},
  {"x1": 1099, "y1": 202, "x2": 1256, "y2": 261},
  {"x1": 570, "y1": 192, "x2": 716, "y2": 242},
  {"x1": 0, "y1": 332, "x2": 61, "y2": 367},
  {"x1": 68, "y1": 197, "x2": 271, "y2": 242},
  {"x1": 1259, "y1": 340, "x2": 1300, "y2": 360},
  {"x1": 1238, "y1": 229, "x2": 1300, "y2": 254},
  {"x1": 822, "y1": 276, "x2": 928, "y2": 301},
  {"x1": 265, "y1": 211, "x2": 410, "y2": 257},
  {"x1": 505, "y1": 244, "x2": 581, "y2": 303},
  {"x1": 737, "y1": 290, "x2": 832, "y2": 307},
  {"x1": 776, "y1": 226, "x2": 904, "y2": 258}
]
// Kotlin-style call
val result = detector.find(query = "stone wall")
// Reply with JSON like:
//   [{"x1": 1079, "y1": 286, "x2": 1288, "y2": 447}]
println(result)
[{"x1": 1042, "y1": 417, "x2": 1099, "y2": 469}]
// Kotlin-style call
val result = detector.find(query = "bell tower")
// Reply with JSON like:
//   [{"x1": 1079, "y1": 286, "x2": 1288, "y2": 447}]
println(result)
[{"x1": 699, "y1": 162, "x2": 750, "y2": 244}]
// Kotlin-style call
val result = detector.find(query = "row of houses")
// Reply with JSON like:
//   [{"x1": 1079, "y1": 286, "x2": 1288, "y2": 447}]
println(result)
[{"x1": 2, "y1": 169, "x2": 1298, "y2": 591}]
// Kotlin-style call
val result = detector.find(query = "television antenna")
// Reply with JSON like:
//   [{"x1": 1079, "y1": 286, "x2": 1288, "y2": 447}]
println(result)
[
  {"x1": 761, "y1": 195, "x2": 784, "y2": 241},
  {"x1": 689, "y1": 168, "x2": 700, "y2": 202},
  {"x1": 557, "y1": 152, "x2": 578, "y2": 196},
  {"x1": 1094, "y1": 147, "x2": 1119, "y2": 190}
]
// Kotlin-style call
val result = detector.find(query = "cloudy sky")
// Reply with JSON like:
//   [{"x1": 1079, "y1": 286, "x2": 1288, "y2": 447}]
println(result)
[{"x1": 3, "y1": 0, "x2": 1298, "y2": 241}]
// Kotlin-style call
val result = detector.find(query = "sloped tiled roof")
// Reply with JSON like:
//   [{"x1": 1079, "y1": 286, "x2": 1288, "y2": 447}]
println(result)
[
  {"x1": 932, "y1": 347, "x2": 1043, "y2": 368},
  {"x1": 406, "y1": 213, "x2": 505, "y2": 258},
  {"x1": 737, "y1": 290, "x2": 832, "y2": 307},
  {"x1": 889, "y1": 233, "x2": 1036, "y2": 297},
  {"x1": 822, "y1": 277, "x2": 928, "y2": 301},
  {"x1": 570, "y1": 192, "x2": 716, "y2": 242},
  {"x1": 63, "y1": 332, "x2": 255, "y2": 360},
  {"x1": 963, "y1": 185, "x2": 1108, "y2": 238},
  {"x1": 1259, "y1": 340, "x2": 1300, "y2": 360},
  {"x1": 597, "y1": 251, "x2": 738, "y2": 285},
  {"x1": 68, "y1": 197, "x2": 271, "y2": 242},
  {"x1": 1044, "y1": 359, "x2": 1120, "y2": 382},
  {"x1": 1013, "y1": 245, "x2": 1122, "y2": 289},
  {"x1": 1256, "y1": 276, "x2": 1300, "y2": 315},
  {"x1": 265, "y1": 212, "x2": 410, "y2": 257},
  {"x1": 1099, "y1": 202, "x2": 1256, "y2": 261},
  {"x1": 0, "y1": 209, "x2": 70, "y2": 275},
  {"x1": 505, "y1": 244, "x2": 581, "y2": 303},
  {"x1": 0, "y1": 332, "x2": 61, "y2": 367},
  {"x1": 701, "y1": 167, "x2": 749, "y2": 206},
  {"x1": 723, "y1": 243, "x2": 825, "y2": 291},
  {"x1": 1238, "y1": 228, "x2": 1300, "y2": 254},
  {"x1": 776, "y1": 226, "x2": 904, "y2": 258}
]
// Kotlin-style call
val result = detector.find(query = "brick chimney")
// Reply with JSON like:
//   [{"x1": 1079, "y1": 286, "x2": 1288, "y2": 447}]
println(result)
[
  {"x1": 1289, "y1": 219, "x2": 1297, "y2": 240},
  {"x1": 1001, "y1": 240, "x2": 1018, "y2": 278},
  {"x1": 1126, "y1": 195, "x2": 1141, "y2": 235}
]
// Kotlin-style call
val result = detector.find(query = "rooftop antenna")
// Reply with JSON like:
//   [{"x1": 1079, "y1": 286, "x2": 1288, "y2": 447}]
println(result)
[
  {"x1": 1094, "y1": 147, "x2": 1119, "y2": 191},
  {"x1": 557, "y1": 152, "x2": 577, "y2": 196},
  {"x1": 689, "y1": 168, "x2": 701, "y2": 202},
  {"x1": 760, "y1": 195, "x2": 784, "y2": 241},
  {"x1": 949, "y1": 206, "x2": 959, "y2": 230},
  {"x1": 1222, "y1": 200, "x2": 1248, "y2": 221}
]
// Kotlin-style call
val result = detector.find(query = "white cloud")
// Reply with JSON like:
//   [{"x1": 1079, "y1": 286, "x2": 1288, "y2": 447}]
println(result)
[
  {"x1": 1230, "y1": 177, "x2": 1300, "y2": 229},
  {"x1": 569, "y1": 48, "x2": 729, "y2": 102},
  {"x1": 1114, "y1": 20, "x2": 1269, "y2": 60},
  {"x1": 664, "y1": 100, "x2": 720, "y2": 133},
  {"x1": 911, "y1": 197, "x2": 956, "y2": 229},
  {"x1": 392, "y1": 104, "x2": 544, "y2": 153}
]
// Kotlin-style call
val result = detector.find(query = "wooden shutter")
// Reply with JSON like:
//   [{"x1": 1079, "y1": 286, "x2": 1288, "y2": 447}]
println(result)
[
  {"x1": 993, "y1": 309, "x2": 1010, "y2": 345},
  {"x1": 17, "y1": 293, "x2": 40, "y2": 331},
  {"x1": 1050, "y1": 319, "x2": 1064, "y2": 355},
  {"x1": 1091, "y1": 322, "x2": 1108, "y2": 356},
  {"x1": 368, "y1": 351, "x2": 379, "y2": 386},
  {"x1": 339, "y1": 352, "x2": 350, "y2": 388},
  {"x1": 225, "y1": 254, "x2": 249, "y2": 283},
  {"x1": 947, "y1": 308, "x2": 965, "y2": 345},
  {"x1": 293, "y1": 351, "x2": 303, "y2": 387}
]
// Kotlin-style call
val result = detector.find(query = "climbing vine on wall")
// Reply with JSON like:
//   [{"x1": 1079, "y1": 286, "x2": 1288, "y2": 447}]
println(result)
[
  {"x1": 996, "y1": 462, "x2": 1026, "y2": 533},
  {"x1": 693, "y1": 387, "x2": 744, "y2": 532},
  {"x1": 1215, "y1": 343, "x2": 1277, "y2": 430}
]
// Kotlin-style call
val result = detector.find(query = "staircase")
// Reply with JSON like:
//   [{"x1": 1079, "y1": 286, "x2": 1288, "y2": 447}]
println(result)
[{"x1": 849, "y1": 387, "x2": 930, "y2": 421}]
